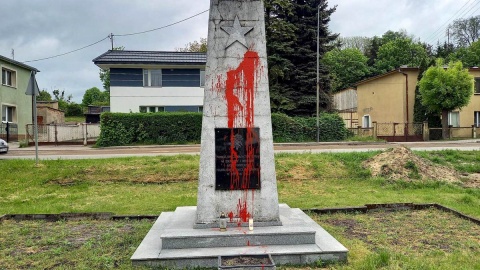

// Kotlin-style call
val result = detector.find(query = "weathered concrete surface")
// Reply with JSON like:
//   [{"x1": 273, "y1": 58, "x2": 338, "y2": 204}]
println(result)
[
  {"x1": 196, "y1": 0, "x2": 280, "y2": 224},
  {"x1": 131, "y1": 204, "x2": 348, "y2": 268}
]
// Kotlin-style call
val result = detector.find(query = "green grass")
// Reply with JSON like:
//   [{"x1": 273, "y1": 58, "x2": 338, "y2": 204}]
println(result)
[
  {"x1": 1, "y1": 150, "x2": 479, "y2": 269},
  {"x1": 0, "y1": 151, "x2": 479, "y2": 218},
  {"x1": 64, "y1": 116, "x2": 85, "y2": 123},
  {"x1": 311, "y1": 208, "x2": 480, "y2": 270},
  {"x1": 1, "y1": 209, "x2": 478, "y2": 269},
  {"x1": 0, "y1": 219, "x2": 153, "y2": 270}
]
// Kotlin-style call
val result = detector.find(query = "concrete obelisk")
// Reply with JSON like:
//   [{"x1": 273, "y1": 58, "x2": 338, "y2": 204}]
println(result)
[
  {"x1": 132, "y1": 2, "x2": 348, "y2": 266},
  {"x1": 196, "y1": 0, "x2": 280, "y2": 225}
]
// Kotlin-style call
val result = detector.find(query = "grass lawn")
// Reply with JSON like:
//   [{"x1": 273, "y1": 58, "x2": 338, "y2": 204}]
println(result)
[
  {"x1": 1, "y1": 151, "x2": 479, "y2": 217},
  {"x1": 64, "y1": 116, "x2": 85, "y2": 123},
  {"x1": 0, "y1": 150, "x2": 479, "y2": 269},
  {"x1": 1, "y1": 208, "x2": 478, "y2": 269}
]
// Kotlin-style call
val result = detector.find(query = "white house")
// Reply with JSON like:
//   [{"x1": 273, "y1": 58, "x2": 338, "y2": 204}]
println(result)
[{"x1": 93, "y1": 50, "x2": 206, "y2": 113}]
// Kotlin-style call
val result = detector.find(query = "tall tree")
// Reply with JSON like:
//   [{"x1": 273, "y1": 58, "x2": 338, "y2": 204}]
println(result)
[
  {"x1": 419, "y1": 60, "x2": 474, "y2": 139},
  {"x1": 283, "y1": 0, "x2": 338, "y2": 115},
  {"x1": 374, "y1": 38, "x2": 429, "y2": 74},
  {"x1": 265, "y1": 0, "x2": 297, "y2": 113},
  {"x1": 176, "y1": 38, "x2": 207, "y2": 52},
  {"x1": 447, "y1": 40, "x2": 480, "y2": 67},
  {"x1": 82, "y1": 87, "x2": 109, "y2": 106},
  {"x1": 448, "y1": 15, "x2": 480, "y2": 47},
  {"x1": 365, "y1": 30, "x2": 410, "y2": 67},
  {"x1": 36, "y1": 89, "x2": 52, "y2": 101},
  {"x1": 337, "y1": 36, "x2": 372, "y2": 55},
  {"x1": 435, "y1": 41, "x2": 456, "y2": 59},
  {"x1": 322, "y1": 48, "x2": 370, "y2": 92}
]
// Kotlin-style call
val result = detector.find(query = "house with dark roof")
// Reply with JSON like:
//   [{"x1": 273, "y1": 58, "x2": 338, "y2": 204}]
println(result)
[
  {"x1": 1, "y1": 54, "x2": 39, "y2": 141},
  {"x1": 355, "y1": 66, "x2": 480, "y2": 140},
  {"x1": 93, "y1": 50, "x2": 206, "y2": 113}
]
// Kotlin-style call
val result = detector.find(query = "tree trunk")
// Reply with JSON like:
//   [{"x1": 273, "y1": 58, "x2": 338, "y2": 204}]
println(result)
[{"x1": 441, "y1": 109, "x2": 449, "y2": 139}]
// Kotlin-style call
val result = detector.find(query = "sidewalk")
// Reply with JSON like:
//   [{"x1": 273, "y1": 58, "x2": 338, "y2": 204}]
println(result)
[{"x1": 7, "y1": 139, "x2": 479, "y2": 151}]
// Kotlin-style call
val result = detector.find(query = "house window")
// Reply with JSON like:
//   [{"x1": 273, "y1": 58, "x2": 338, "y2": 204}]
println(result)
[
  {"x1": 143, "y1": 69, "x2": 162, "y2": 87},
  {"x1": 1, "y1": 68, "x2": 16, "y2": 87},
  {"x1": 448, "y1": 111, "x2": 460, "y2": 127},
  {"x1": 474, "y1": 111, "x2": 480, "y2": 128},
  {"x1": 200, "y1": 70, "x2": 205, "y2": 87},
  {"x1": 1, "y1": 105, "x2": 16, "y2": 123},
  {"x1": 140, "y1": 106, "x2": 165, "y2": 113},
  {"x1": 475, "y1": 78, "x2": 480, "y2": 94},
  {"x1": 198, "y1": 106, "x2": 203, "y2": 113},
  {"x1": 362, "y1": 115, "x2": 371, "y2": 128}
]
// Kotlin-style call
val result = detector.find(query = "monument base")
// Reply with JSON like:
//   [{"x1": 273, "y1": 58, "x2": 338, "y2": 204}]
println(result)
[{"x1": 131, "y1": 204, "x2": 348, "y2": 268}]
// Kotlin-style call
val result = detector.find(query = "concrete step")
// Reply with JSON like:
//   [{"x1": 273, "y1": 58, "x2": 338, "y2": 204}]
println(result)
[
  {"x1": 161, "y1": 226, "x2": 316, "y2": 249},
  {"x1": 131, "y1": 205, "x2": 348, "y2": 268},
  {"x1": 134, "y1": 243, "x2": 344, "y2": 269}
]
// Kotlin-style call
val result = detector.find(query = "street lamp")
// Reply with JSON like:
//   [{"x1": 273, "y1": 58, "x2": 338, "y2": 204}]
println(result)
[{"x1": 316, "y1": 4, "x2": 320, "y2": 142}]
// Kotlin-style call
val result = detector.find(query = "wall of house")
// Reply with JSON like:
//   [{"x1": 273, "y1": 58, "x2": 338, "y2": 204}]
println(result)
[
  {"x1": 357, "y1": 70, "x2": 419, "y2": 128},
  {"x1": 453, "y1": 69, "x2": 480, "y2": 137},
  {"x1": 333, "y1": 88, "x2": 357, "y2": 111},
  {"x1": 0, "y1": 60, "x2": 33, "y2": 137},
  {"x1": 109, "y1": 67, "x2": 205, "y2": 113},
  {"x1": 37, "y1": 107, "x2": 65, "y2": 125},
  {"x1": 110, "y1": 86, "x2": 204, "y2": 113}
]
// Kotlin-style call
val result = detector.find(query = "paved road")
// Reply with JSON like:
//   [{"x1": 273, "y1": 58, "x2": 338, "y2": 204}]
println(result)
[{"x1": 1, "y1": 140, "x2": 479, "y2": 160}]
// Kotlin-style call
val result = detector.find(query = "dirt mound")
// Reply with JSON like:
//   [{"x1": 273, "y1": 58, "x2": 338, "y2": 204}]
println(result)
[{"x1": 363, "y1": 146, "x2": 460, "y2": 183}]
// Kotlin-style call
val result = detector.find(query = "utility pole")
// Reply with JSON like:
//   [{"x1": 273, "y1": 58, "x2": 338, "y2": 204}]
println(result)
[
  {"x1": 447, "y1": 28, "x2": 450, "y2": 44},
  {"x1": 316, "y1": 4, "x2": 320, "y2": 143},
  {"x1": 109, "y1": 33, "x2": 114, "y2": 50},
  {"x1": 11, "y1": 49, "x2": 14, "y2": 60}
]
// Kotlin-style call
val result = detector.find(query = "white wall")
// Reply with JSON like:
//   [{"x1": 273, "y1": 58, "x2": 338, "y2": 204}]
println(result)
[{"x1": 110, "y1": 86, "x2": 204, "y2": 113}]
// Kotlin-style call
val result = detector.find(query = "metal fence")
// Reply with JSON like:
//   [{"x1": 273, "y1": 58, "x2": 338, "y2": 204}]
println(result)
[
  {"x1": 375, "y1": 122, "x2": 424, "y2": 142},
  {"x1": 429, "y1": 126, "x2": 477, "y2": 140},
  {"x1": 0, "y1": 122, "x2": 18, "y2": 142},
  {"x1": 26, "y1": 123, "x2": 101, "y2": 144},
  {"x1": 348, "y1": 127, "x2": 373, "y2": 137}
]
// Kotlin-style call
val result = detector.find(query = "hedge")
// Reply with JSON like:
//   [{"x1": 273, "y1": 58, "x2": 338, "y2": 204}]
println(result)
[{"x1": 96, "y1": 112, "x2": 350, "y2": 147}]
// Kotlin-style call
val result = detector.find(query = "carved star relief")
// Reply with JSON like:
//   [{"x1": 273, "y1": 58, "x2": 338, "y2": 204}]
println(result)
[{"x1": 221, "y1": 16, "x2": 253, "y2": 49}]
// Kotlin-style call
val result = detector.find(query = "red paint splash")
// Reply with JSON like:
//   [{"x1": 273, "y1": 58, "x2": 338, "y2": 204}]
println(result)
[{"x1": 224, "y1": 50, "x2": 261, "y2": 224}]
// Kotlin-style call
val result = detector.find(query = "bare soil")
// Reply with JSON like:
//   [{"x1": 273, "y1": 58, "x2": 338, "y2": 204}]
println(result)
[
  {"x1": 362, "y1": 146, "x2": 460, "y2": 183},
  {"x1": 221, "y1": 255, "x2": 272, "y2": 266}
]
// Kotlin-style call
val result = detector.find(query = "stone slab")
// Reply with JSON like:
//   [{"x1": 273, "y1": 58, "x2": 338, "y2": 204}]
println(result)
[{"x1": 131, "y1": 204, "x2": 348, "y2": 268}]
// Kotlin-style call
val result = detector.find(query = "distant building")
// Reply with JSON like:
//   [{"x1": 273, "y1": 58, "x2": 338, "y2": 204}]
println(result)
[
  {"x1": 0, "y1": 54, "x2": 39, "y2": 140},
  {"x1": 84, "y1": 105, "x2": 110, "y2": 123},
  {"x1": 93, "y1": 50, "x2": 206, "y2": 113},
  {"x1": 36, "y1": 101, "x2": 65, "y2": 124},
  {"x1": 332, "y1": 88, "x2": 357, "y2": 128},
  {"x1": 355, "y1": 66, "x2": 480, "y2": 139}
]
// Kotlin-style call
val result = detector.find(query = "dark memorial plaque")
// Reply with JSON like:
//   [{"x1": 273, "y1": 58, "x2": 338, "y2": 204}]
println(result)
[{"x1": 215, "y1": 128, "x2": 260, "y2": 190}]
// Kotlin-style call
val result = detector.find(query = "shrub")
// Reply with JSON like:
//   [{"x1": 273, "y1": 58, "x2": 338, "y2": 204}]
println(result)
[
  {"x1": 96, "y1": 112, "x2": 351, "y2": 147},
  {"x1": 96, "y1": 112, "x2": 202, "y2": 147}
]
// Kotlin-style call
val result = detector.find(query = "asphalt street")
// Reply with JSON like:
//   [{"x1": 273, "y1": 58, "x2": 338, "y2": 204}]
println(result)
[{"x1": 1, "y1": 140, "x2": 479, "y2": 160}]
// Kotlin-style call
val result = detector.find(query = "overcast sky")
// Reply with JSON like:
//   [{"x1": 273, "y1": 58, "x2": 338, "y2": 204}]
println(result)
[{"x1": 0, "y1": 0, "x2": 477, "y2": 103}]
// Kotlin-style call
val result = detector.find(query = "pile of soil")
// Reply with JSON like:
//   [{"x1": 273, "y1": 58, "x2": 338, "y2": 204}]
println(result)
[{"x1": 362, "y1": 146, "x2": 460, "y2": 183}]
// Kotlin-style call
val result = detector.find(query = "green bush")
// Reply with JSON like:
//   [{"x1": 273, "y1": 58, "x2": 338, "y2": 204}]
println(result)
[
  {"x1": 96, "y1": 112, "x2": 351, "y2": 147},
  {"x1": 96, "y1": 112, "x2": 202, "y2": 147},
  {"x1": 65, "y1": 103, "x2": 84, "y2": 117}
]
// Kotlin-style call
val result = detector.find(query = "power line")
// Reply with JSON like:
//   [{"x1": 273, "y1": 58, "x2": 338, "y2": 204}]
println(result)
[
  {"x1": 115, "y1": 9, "x2": 209, "y2": 37},
  {"x1": 427, "y1": 0, "x2": 480, "y2": 45},
  {"x1": 425, "y1": 0, "x2": 476, "y2": 44},
  {"x1": 21, "y1": 9, "x2": 210, "y2": 63},
  {"x1": 23, "y1": 36, "x2": 110, "y2": 63}
]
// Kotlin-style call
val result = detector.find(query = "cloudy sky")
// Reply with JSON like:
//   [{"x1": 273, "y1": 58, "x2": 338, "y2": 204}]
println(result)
[{"x1": 0, "y1": 0, "x2": 478, "y2": 103}]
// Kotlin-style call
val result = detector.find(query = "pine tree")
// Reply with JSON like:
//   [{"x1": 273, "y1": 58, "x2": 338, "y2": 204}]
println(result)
[{"x1": 265, "y1": 0, "x2": 337, "y2": 116}]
